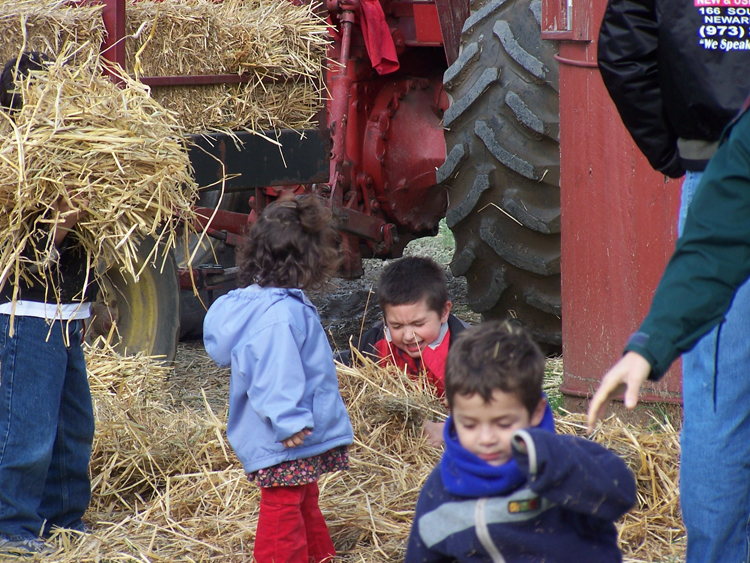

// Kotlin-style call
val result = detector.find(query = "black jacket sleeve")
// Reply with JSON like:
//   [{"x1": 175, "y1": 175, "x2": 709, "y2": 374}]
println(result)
[
  {"x1": 512, "y1": 429, "x2": 636, "y2": 522},
  {"x1": 597, "y1": 0, "x2": 684, "y2": 178},
  {"x1": 625, "y1": 107, "x2": 750, "y2": 379},
  {"x1": 333, "y1": 321, "x2": 385, "y2": 366}
]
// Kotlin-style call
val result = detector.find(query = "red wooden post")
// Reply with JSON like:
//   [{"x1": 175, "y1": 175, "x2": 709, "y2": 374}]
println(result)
[
  {"x1": 433, "y1": 0, "x2": 470, "y2": 64},
  {"x1": 543, "y1": 0, "x2": 683, "y2": 402},
  {"x1": 100, "y1": 0, "x2": 126, "y2": 70}
]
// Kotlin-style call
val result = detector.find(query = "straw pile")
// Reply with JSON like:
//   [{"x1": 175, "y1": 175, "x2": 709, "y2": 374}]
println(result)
[
  {"x1": 126, "y1": 0, "x2": 329, "y2": 133},
  {"x1": 21, "y1": 347, "x2": 684, "y2": 562},
  {"x1": 0, "y1": 49, "x2": 198, "y2": 300}
]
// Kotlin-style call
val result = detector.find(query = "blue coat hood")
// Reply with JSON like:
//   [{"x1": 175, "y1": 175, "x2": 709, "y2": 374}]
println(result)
[{"x1": 203, "y1": 285, "x2": 353, "y2": 473}]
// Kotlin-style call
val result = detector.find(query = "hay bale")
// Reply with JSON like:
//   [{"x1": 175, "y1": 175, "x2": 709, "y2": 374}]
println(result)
[
  {"x1": 0, "y1": 1, "x2": 104, "y2": 66},
  {"x1": 0, "y1": 49, "x2": 198, "y2": 301},
  {"x1": 126, "y1": 0, "x2": 329, "y2": 133},
  {"x1": 28, "y1": 348, "x2": 684, "y2": 562},
  {"x1": 87, "y1": 340, "x2": 231, "y2": 513},
  {"x1": 0, "y1": 0, "x2": 327, "y2": 135},
  {"x1": 149, "y1": 79, "x2": 322, "y2": 135}
]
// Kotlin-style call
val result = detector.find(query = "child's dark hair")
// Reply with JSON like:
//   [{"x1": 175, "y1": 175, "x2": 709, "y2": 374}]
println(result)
[
  {"x1": 236, "y1": 193, "x2": 341, "y2": 290},
  {"x1": 445, "y1": 321, "x2": 544, "y2": 415},
  {"x1": 0, "y1": 52, "x2": 48, "y2": 111},
  {"x1": 378, "y1": 256, "x2": 449, "y2": 315}
]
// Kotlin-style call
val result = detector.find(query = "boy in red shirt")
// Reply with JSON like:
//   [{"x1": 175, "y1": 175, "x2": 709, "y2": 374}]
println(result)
[{"x1": 355, "y1": 257, "x2": 467, "y2": 444}]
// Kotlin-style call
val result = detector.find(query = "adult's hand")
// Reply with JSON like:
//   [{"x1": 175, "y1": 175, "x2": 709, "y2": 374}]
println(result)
[{"x1": 587, "y1": 351, "x2": 651, "y2": 432}]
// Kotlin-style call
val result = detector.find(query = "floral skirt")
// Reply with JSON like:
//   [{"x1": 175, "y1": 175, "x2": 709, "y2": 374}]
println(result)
[{"x1": 248, "y1": 446, "x2": 349, "y2": 487}]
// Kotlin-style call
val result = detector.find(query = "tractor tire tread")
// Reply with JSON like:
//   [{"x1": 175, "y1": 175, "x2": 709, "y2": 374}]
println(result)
[
  {"x1": 501, "y1": 195, "x2": 560, "y2": 234},
  {"x1": 467, "y1": 265, "x2": 508, "y2": 312},
  {"x1": 475, "y1": 119, "x2": 538, "y2": 180},
  {"x1": 446, "y1": 173, "x2": 491, "y2": 228},
  {"x1": 444, "y1": 67, "x2": 500, "y2": 128},
  {"x1": 444, "y1": 41, "x2": 481, "y2": 89},
  {"x1": 450, "y1": 243, "x2": 477, "y2": 277},
  {"x1": 493, "y1": 20, "x2": 548, "y2": 80},
  {"x1": 505, "y1": 91, "x2": 545, "y2": 135},
  {"x1": 462, "y1": 0, "x2": 509, "y2": 35},
  {"x1": 437, "y1": 143, "x2": 467, "y2": 184},
  {"x1": 479, "y1": 215, "x2": 560, "y2": 275},
  {"x1": 443, "y1": 0, "x2": 560, "y2": 346}
]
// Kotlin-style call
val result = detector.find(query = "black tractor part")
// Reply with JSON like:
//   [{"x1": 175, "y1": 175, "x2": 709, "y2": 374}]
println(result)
[{"x1": 439, "y1": 0, "x2": 561, "y2": 348}]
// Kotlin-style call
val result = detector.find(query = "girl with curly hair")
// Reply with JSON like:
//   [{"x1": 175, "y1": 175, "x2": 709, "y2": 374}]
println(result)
[{"x1": 203, "y1": 193, "x2": 353, "y2": 563}]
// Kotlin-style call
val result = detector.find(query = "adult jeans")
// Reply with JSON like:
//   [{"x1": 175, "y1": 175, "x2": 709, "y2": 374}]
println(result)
[
  {"x1": 679, "y1": 171, "x2": 750, "y2": 563},
  {"x1": 0, "y1": 315, "x2": 94, "y2": 540}
]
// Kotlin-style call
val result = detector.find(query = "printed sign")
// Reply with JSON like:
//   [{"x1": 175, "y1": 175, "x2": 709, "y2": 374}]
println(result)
[{"x1": 695, "y1": 5, "x2": 750, "y2": 50}]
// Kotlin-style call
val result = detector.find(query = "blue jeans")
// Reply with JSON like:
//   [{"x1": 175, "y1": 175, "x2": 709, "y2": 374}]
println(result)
[
  {"x1": 679, "y1": 171, "x2": 750, "y2": 563},
  {"x1": 0, "y1": 316, "x2": 94, "y2": 540}
]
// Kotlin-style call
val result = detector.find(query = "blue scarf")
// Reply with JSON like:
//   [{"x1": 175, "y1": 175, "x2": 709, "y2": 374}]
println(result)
[{"x1": 439, "y1": 401, "x2": 556, "y2": 498}]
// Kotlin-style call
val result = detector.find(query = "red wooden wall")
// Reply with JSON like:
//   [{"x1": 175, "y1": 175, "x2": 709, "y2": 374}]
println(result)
[{"x1": 544, "y1": 0, "x2": 683, "y2": 402}]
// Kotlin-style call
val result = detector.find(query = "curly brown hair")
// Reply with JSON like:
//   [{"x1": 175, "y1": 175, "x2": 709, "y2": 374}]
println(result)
[{"x1": 236, "y1": 194, "x2": 341, "y2": 289}]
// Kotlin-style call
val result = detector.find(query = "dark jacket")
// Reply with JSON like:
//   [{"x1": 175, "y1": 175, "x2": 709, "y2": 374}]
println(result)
[
  {"x1": 406, "y1": 426, "x2": 636, "y2": 563},
  {"x1": 625, "y1": 100, "x2": 750, "y2": 379},
  {"x1": 598, "y1": 0, "x2": 750, "y2": 176},
  {"x1": 0, "y1": 234, "x2": 94, "y2": 304}
]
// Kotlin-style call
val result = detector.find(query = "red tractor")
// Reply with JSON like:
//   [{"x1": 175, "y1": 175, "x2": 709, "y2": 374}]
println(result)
[{"x1": 94, "y1": 0, "x2": 560, "y2": 361}]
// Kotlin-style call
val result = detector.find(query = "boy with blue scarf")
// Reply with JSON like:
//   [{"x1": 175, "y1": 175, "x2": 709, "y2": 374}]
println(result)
[{"x1": 406, "y1": 321, "x2": 636, "y2": 563}]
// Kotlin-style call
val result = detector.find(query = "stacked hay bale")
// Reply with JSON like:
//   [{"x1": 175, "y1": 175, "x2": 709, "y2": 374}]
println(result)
[
  {"x1": 0, "y1": 1, "x2": 104, "y2": 66},
  {"x1": 33, "y1": 347, "x2": 684, "y2": 562},
  {"x1": 0, "y1": 0, "x2": 330, "y2": 303},
  {"x1": 126, "y1": 0, "x2": 329, "y2": 134},
  {"x1": 0, "y1": 0, "x2": 328, "y2": 135}
]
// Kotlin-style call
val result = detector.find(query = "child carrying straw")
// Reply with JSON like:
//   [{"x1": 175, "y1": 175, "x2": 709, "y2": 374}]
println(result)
[
  {"x1": 203, "y1": 194, "x2": 353, "y2": 563},
  {"x1": 0, "y1": 52, "x2": 94, "y2": 557}
]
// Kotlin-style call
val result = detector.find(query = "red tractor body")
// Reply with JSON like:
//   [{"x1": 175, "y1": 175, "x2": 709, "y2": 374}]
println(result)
[
  {"x1": 85, "y1": 0, "x2": 562, "y2": 361},
  {"x1": 99, "y1": 0, "x2": 463, "y2": 277}
]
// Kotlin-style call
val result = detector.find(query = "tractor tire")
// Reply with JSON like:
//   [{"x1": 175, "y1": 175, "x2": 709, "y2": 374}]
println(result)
[
  {"x1": 439, "y1": 0, "x2": 561, "y2": 347},
  {"x1": 88, "y1": 236, "x2": 180, "y2": 363}
]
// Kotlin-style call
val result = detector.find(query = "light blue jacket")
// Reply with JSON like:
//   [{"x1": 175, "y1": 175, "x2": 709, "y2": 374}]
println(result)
[{"x1": 203, "y1": 285, "x2": 353, "y2": 474}]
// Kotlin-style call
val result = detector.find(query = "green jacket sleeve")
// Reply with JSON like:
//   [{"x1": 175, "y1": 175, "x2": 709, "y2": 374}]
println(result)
[{"x1": 625, "y1": 107, "x2": 750, "y2": 379}]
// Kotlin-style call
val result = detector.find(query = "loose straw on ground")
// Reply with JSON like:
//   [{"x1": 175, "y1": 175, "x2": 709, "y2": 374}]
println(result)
[{"x1": 10, "y1": 346, "x2": 685, "y2": 562}]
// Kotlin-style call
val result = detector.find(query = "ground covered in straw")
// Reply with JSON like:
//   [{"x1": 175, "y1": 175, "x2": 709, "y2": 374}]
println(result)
[{"x1": 8, "y1": 342, "x2": 685, "y2": 562}]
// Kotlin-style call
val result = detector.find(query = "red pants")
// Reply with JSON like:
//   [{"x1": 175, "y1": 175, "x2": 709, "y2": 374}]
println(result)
[{"x1": 253, "y1": 481, "x2": 336, "y2": 563}]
